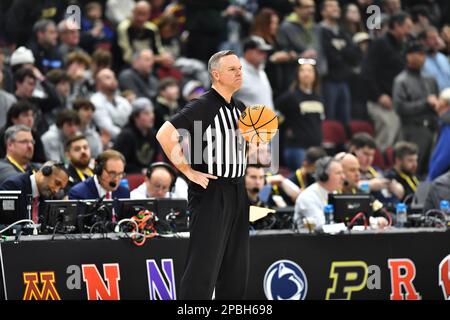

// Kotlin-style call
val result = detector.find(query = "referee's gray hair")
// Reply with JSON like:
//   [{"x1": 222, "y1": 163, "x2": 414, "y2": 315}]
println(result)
[
  {"x1": 207, "y1": 50, "x2": 236, "y2": 81},
  {"x1": 4, "y1": 124, "x2": 31, "y2": 144}
]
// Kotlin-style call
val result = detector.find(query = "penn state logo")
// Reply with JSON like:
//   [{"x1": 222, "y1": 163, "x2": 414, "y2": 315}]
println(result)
[{"x1": 263, "y1": 260, "x2": 308, "y2": 300}]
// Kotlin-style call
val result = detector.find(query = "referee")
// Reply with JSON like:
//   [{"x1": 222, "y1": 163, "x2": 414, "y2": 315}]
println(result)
[{"x1": 157, "y1": 51, "x2": 249, "y2": 299}]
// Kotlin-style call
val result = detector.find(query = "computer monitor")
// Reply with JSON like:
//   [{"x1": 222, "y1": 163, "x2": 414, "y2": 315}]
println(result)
[
  {"x1": 42, "y1": 200, "x2": 79, "y2": 233},
  {"x1": 155, "y1": 198, "x2": 188, "y2": 232},
  {"x1": 328, "y1": 193, "x2": 373, "y2": 225},
  {"x1": 116, "y1": 198, "x2": 157, "y2": 220},
  {"x1": 0, "y1": 190, "x2": 22, "y2": 225},
  {"x1": 77, "y1": 199, "x2": 115, "y2": 231}
]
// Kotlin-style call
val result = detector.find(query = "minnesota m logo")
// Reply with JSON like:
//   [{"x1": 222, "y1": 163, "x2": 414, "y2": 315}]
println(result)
[{"x1": 23, "y1": 272, "x2": 61, "y2": 300}]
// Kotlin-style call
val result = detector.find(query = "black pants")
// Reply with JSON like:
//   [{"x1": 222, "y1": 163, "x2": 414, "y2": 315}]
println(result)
[{"x1": 179, "y1": 177, "x2": 249, "y2": 300}]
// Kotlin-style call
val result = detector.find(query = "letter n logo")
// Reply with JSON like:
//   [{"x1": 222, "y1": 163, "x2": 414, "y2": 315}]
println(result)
[
  {"x1": 146, "y1": 259, "x2": 176, "y2": 300},
  {"x1": 23, "y1": 272, "x2": 61, "y2": 300},
  {"x1": 388, "y1": 259, "x2": 421, "y2": 300},
  {"x1": 439, "y1": 255, "x2": 450, "y2": 300},
  {"x1": 82, "y1": 263, "x2": 121, "y2": 300}
]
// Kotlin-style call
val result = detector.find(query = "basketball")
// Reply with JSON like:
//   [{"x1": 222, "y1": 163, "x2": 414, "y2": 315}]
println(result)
[{"x1": 238, "y1": 105, "x2": 278, "y2": 144}]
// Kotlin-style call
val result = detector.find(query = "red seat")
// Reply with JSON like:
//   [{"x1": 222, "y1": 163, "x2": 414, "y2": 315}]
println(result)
[
  {"x1": 126, "y1": 174, "x2": 145, "y2": 191},
  {"x1": 372, "y1": 148, "x2": 385, "y2": 170},
  {"x1": 384, "y1": 146, "x2": 394, "y2": 170},
  {"x1": 321, "y1": 120, "x2": 347, "y2": 149},
  {"x1": 349, "y1": 120, "x2": 375, "y2": 137}
]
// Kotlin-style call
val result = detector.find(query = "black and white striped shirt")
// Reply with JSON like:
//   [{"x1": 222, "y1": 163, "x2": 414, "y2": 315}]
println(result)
[{"x1": 170, "y1": 89, "x2": 247, "y2": 178}]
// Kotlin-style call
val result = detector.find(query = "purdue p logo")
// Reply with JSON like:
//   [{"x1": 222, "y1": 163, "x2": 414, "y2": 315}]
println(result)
[{"x1": 23, "y1": 272, "x2": 61, "y2": 300}]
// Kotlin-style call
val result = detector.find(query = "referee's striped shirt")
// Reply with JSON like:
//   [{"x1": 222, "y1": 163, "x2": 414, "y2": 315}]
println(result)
[{"x1": 170, "y1": 89, "x2": 247, "y2": 178}]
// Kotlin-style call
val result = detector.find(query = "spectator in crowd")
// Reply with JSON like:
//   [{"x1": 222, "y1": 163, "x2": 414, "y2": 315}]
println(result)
[
  {"x1": 0, "y1": 68, "x2": 17, "y2": 128},
  {"x1": 41, "y1": 109, "x2": 80, "y2": 162},
  {"x1": 0, "y1": 125, "x2": 39, "y2": 184},
  {"x1": 428, "y1": 88, "x2": 450, "y2": 181},
  {"x1": 235, "y1": 36, "x2": 274, "y2": 110},
  {"x1": 182, "y1": 80, "x2": 205, "y2": 102},
  {"x1": 57, "y1": 19, "x2": 87, "y2": 59},
  {"x1": 65, "y1": 51, "x2": 93, "y2": 105},
  {"x1": 0, "y1": 101, "x2": 46, "y2": 163},
  {"x1": 154, "y1": 78, "x2": 180, "y2": 130},
  {"x1": 64, "y1": 134, "x2": 94, "y2": 189},
  {"x1": 183, "y1": 1, "x2": 227, "y2": 63},
  {"x1": 80, "y1": 1, "x2": 114, "y2": 53},
  {"x1": 12, "y1": 59, "x2": 61, "y2": 134},
  {"x1": 276, "y1": 59, "x2": 324, "y2": 172},
  {"x1": 319, "y1": 0, "x2": 360, "y2": 127},
  {"x1": 362, "y1": 12, "x2": 413, "y2": 151},
  {"x1": 69, "y1": 149, "x2": 130, "y2": 201},
  {"x1": 288, "y1": 146, "x2": 327, "y2": 191},
  {"x1": 130, "y1": 162, "x2": 177, "y2": 199},
  {"x1": 157, "y1": 13, "x2": 210, "y2": 88},
  {"x1": 0, "y1": 160, "x2": 69, "y2": 223},
  {"x1": 342, "y1": 3, "x2": 365, "y2": 36},
  {"x1": 117, "y1": 0, "x2": 174, "y2": 67},
  {"x1": 91, "y1": 68, "x2": 132, "y2": 139},
  {"x1": 106, "y1": 0, "x2": 136, "y2": 26},
  {"x1": 28, "y1": 19, "x2": 63, "y2": 74},
  {"x1": 348, "y1": 133, "x2": 404, "y2": 206},
  {"x1": 349, "y1": 32, "x2": 371, "y2": 121},
  {"x1": 420, "y1": 26, "x2": 450, "y2": 92},
  {"x1": 89, "y1": 49, "x2": 113, "y2": 83},
  {"x1": 72, "y1": 98, "x2": 103, "y2": 158},
  {"x1": 45, "y1": 69, "x2": 71, "y2": 109},
  {"x1": 118, "y1": 49, "x2": 159, "y2": 101},
  {"x1": 113, "y1": 98, "x2": 159, "y2": 174},
  {"x1": 250, "y1": 7, "x2": 298, "y2": 99},
  {"x1": 294, "y1": 156, "x2": 345, "y2": 230},
  {"x1": 3, "y1": 0, "x2": 68, "y2": 47},
  {"x1": 277, "y1": 0, "x2": 326, "y2": 86},
  {"x1": 392, "y1": 41, "x2": 439, "y2": 176},
  {"x1": 386, "y1": 141, "x2": 420, "y2": 202}
]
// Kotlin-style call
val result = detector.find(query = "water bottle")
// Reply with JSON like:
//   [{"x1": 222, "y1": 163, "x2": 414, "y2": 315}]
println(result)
[
  {"x1": 439, "y1": 200, "x2": 449, "y2": 221},
  {"x1": 324, "y1": 204, "x2": 335, "y2": 225},
  {"x1": 359, "y1": 181, "x2": 370, "y2": 194},
  {"x1": 396, "y1": 203, "x2": 407, "y2": 228},
  {"x1": 120, "y1": 178, "x2": 129, "y2": 190}
]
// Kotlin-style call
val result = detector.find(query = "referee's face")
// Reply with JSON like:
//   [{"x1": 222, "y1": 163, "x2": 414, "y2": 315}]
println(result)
[{"x1": 216, "y1": 55, "x2": 243, "y2": 92}]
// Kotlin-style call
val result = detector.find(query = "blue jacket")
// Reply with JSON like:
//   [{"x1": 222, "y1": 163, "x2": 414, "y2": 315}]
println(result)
[
  {"x1": 428, "y1": 123, "x2": 450, "y2": 181},
  {"x1": 68, "y1": 176, "x2": 130, "y2": 200},
  {"x1": 428, "y1": 112, "x2": 450, "y2": 181}
]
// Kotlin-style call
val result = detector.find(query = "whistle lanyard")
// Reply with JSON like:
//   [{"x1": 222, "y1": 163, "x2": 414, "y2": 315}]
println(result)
[
  {"x1": 397, "y1": 170, "x2": 419, "y2": 192},
  {"x1": 75, "y1": 167, "x2": 93, "y2": 181},
  {"x1": 7, "y1": 156, "x2": 35, "y2": 174},
  {"x1": 296, "y1": 168, "x2": 305, "y2": 190}
]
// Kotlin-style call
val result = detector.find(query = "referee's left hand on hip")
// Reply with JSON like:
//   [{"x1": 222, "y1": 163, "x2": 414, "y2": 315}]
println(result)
[{"x1": 185, "y1": 168, "x2": 218, "y2": 189}]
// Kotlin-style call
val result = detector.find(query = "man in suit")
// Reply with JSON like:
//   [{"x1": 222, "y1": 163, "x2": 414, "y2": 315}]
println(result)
[
  {"x1": 68, "y1": 150, "x2": 130, "y2": 201},
  {"x1": 0, "y1": 124, "x2": 40, "y2": 184},
  {"x1": 0, "y1": 161, "x2": 69, "y2": 223},
  {"x1": 64, "y1": 134, "x2": 94, "y2": 189}
]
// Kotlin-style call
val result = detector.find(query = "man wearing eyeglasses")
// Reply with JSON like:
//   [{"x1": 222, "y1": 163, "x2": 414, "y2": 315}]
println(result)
[
  {"x1": 68, "y1": 150, "x2": 130, "y2": 201},
  {"x1": 0, "y1": 125, "x2": 39, "y2": 184}
]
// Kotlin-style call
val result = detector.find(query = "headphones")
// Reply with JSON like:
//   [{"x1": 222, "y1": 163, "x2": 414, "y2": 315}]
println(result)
[
  {"x1": 41, "y1": 161, "x2": 66, "y2": 177},
  {"x1": 315, "y1": 156, "x2": 334, "y2": 182},
  {"x1": 93, "y1": 154, "x2": 107, "y2": 176},
  {"x1": 146, "y1": 162, "x2": 177, "y2": 193}
]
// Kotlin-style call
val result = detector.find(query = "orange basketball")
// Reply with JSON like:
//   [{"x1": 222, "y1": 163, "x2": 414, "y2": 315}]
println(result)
[{"x1": 238, "y1": 105, "x2": 278, "y2": 143}]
